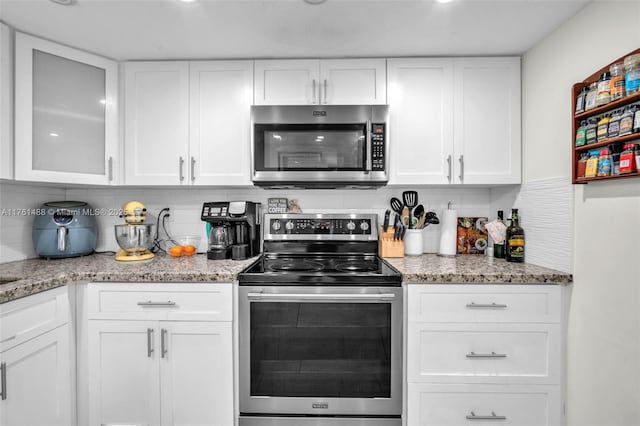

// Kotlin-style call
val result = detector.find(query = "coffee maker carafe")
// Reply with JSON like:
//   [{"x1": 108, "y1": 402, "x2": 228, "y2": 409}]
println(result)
[{"x1": 201, "y1": 201, "x2": 261, "y2": 260}]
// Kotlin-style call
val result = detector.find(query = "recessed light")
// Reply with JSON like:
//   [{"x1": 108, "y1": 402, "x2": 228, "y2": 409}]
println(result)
[
  {"x1": 49, "y1": 132, "x2": 59, "y2": 137},
  {"x1": 435, "y1": 0, "x2": 454, "y2": 3},
  {"x1": 50, "y1": 0, "x2": 76, "y2": 5},
  {"x1": 178, "y1": 0, "x2": 198, "y2": 3},
  {"x1": 304, "y1": 0, "x2": 327, "y2": 5}
]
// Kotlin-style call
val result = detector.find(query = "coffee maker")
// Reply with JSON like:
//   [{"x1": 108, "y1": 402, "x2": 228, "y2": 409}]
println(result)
[{"x1": 201, "y1": 201, "x2": 261, "y2": 260}]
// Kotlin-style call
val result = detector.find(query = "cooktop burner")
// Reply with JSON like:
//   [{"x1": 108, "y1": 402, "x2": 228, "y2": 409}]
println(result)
[
  {"x1": 267, "y1": 260, "x2": 325, "y2": 272},
  {"x1": 334, "y1": 261, "x2": 379, "y2": 273}
]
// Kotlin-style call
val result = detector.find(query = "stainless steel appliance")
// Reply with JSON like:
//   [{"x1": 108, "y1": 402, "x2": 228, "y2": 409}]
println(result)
[
  {"x1": 238, "y1": 213, "x2": 402, "y2": 426},
  {"x1": 32, "y1": 201, "x2": 97, "y2": 259},
  {"x1": 251, "y1": 105, "x2": 389, "y2": 188},
  {"x1": 200, "y1": 201, "x2": 261, "y2": 260}
]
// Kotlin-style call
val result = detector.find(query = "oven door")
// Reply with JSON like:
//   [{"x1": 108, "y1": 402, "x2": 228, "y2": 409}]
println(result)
[{"x1": 238, "y1": 285, "x2": 402, "y2": 417}]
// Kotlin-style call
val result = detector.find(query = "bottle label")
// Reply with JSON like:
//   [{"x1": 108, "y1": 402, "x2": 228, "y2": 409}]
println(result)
[
  {"x1": 508, "y1": 237, "x2": 524, "y2": 259},
  {"x1": 620, "y1": 117, "x2": 633, "y2": 135},
  {"x1": 607, "y1": 121, "x2": 620, "y2": 138},
  {"x1": 625, "y1": 70, "x2": 640, "y2": 93},
  {"x1": 611, "y1": 76, "x2": 625, "y2": 98},
  {"x1": 585, "y1": 158, "x2": 599, "y2": 177}
]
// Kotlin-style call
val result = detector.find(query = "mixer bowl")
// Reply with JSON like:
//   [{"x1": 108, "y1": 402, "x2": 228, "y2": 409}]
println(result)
[{"x1": 115, "y1": 224, "x2": 155, "y2": 254}]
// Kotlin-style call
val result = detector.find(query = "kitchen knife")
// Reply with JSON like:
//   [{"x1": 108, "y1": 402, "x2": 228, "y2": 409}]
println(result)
[{"x1": 383, "y1": 209, "x2": 391, "y2": 232}]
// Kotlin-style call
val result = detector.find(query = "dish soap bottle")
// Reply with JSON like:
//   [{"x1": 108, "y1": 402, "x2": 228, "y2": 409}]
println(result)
[{"x1": 505, "y1": 209, "x2": 525, "y2": 263}]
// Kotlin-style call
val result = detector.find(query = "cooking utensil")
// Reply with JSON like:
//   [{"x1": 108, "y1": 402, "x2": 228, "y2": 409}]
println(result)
[
  {"x1": 424, "y1": 211, "x2": 440, "y2": 226},
  {"x1": 393, "y1": 215, "x2": 400, "y2": 241},
  {"x1": 390, "y1": 197, "x2": 403, "y2": 214},
  {"x1": 401, "y1": 206, "x2": 410, "y2": 227},
  {"x1": 383, "y1": 209, "x2": 391, "y2": 232},
  {"x1": 412, "y1": 205, "x2": 424, "y2": 228},
  {"x1": 417, "y1": 211, "x2": 426, "y2": 229},
  {"x1": 402, "y1": 190, "x2": 418, "y2": 209}
]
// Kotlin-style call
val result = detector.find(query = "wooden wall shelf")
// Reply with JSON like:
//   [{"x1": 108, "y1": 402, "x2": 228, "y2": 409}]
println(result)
[{"x1": 571, "y1": 48, "x2": 640, "y2": 184}]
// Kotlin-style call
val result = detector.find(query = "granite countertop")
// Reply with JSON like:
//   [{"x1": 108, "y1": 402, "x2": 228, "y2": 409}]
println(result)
[
  {"x1": 0, "y1": 252, "x2": 572, "y2": 304},
  {"x1": 386, "y1": 254, "x2": 572, "y2": 284},
  {"x1": 0, "y1": 253, "x2": 258, "y2": 304}
]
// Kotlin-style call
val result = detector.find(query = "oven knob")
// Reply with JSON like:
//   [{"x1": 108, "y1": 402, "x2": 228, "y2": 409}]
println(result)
[
  {"x1": 285, "y1": 220, "x2": 295, "y2": 231},
  {"x1": 272, "y1": 220, "x2": 281, "y2": 231},
  {"x1": 346, "y1": 221, "x2": 356, "y2": 231},
  {"x1": 360, "y1": 221, "x2": 370, "y2": 231}
]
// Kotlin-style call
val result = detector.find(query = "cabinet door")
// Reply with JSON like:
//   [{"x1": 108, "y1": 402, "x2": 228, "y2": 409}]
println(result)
[
  {"x1": 0, "y1": 23, "x2": 12, "y2": 180},
  {"x1": 124, "y1": 61, "x2": 189, "y2": 185},
  {"x1": 160, "y1": 322, "x2": 233, "y2": 426},
  {"x1": 320, "y1": 59, "x2": 386, "y2": 105},
  {"x1": 0, "y1": 325, "x2": 71, "y2": 426},
  {"x1": 14, "y1": 32, "x2": 118, "y2": 185},
  {"x1": 453, "y1": 57, "x2": 521, "y2": 184},
  {"x1": 88, "y1": 320, "x2": 160, "y2": 426},
  {"x1": 387, "y1": 58, "x2": 454, "y2": 184},
  {"x1": 254, "y1": 60, "x2": 320, "y2": 105},
  {"x1": 190, "y1": 61, "x2": 253, "y2": 185}
]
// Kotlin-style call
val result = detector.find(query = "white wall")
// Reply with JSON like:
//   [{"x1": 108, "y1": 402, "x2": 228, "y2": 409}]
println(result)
[
  {"x1": 0, "y1": 180, "x2": 508, "y2": 262},
  {"x1": 522, "y1": 1, "x2": 640, "y2": 425}
]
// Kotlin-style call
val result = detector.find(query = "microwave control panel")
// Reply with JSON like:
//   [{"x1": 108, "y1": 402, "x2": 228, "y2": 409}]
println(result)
[{"x1": 371, "y1": 123, "x2": 385, "y2": 171}]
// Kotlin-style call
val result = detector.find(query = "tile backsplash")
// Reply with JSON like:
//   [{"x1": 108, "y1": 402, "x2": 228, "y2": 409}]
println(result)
[{"x1": 1, "y1": 181, "x2": 518, "y2": 263}]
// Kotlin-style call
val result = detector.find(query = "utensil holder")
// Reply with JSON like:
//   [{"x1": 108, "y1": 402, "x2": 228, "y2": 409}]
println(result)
[
  {"x1": 404, "y1": 229, "x2": 423, "y2": 256},
  {"x1": 379, "y1": 227, "x2": 404, "y2": 258}
]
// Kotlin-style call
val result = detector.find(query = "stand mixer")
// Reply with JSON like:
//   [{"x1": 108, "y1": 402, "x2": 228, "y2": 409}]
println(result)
[{"x1": 114, "y1": 201, "x2": 155, "y2": 262}]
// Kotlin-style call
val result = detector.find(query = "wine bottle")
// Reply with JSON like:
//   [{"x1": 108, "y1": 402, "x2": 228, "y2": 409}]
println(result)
[
  {"x1": 505, "y1": 209, "x2": 525, "y2": 263},
  {"x1": 493, "y1": 210, "x2": 505, "y2": 259}
]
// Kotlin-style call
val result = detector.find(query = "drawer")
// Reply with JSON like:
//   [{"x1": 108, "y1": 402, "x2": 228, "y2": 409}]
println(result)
[
  {"x1": 407, "y1": 383, "x2": 561, "y2": 426},
  {"x1": 407, "y1": 323, "x2": 560, "y2": 384},
  {"x1": 407, "y1": 285, "x2": 561, "y2": 323},
  {"x1": 87, "y1": 283, "x2": 232, "y2": 321},
  {"x1": 0, "y1": 286, "x2": 69, "y2": 352}
]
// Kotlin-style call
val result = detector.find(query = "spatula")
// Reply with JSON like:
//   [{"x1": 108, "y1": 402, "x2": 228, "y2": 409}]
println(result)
[
  {"x1": 402, "y1": 191, "x2": 418, "y2": 225},
  {"x1": 390, "y1": 197, "x2": 403, "y2": 214}
]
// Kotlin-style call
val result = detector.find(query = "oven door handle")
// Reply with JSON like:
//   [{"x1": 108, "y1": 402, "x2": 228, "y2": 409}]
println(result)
[{"x1": 247, "y1": 292, "x2": 396, "y2": 301}]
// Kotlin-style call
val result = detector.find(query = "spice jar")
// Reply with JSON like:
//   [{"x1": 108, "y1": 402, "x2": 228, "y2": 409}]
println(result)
[
  {"x1": 624, "y1": 53, "x2": 640, "y2": 95},
  {"x1": 597, "y1": 114, "x2": 611, "y2": 141},
  {"x1": 619, "y1": 106, "x2": 634, "y2": 136},
  {"x1": 575, "y1": 86, "x2": 589, "y2": 114},
  {"x1": 619, "y1": 144, "x2": 637, "y2": 174},
  {"x1": 610, "y1": 144, "x2": 621, "y2": 175},
  {"x1": 608, "y1": 109, "x2": 622, "y2": 138},
  {"x1": 584, "y1": 82, "x2": 598, "y2": 111},
  {"x1": 633, "y1": 104, "x2": 640, "y2": 133},
  {"x1": 576, "y1": 152, "x2": 589, "y2": 179},
  {"x1": 585, "y1": 118, "x2": 598, "y2": 144},
  {"x1": 575, "y1": 120, "x2": 587, "y2": 146},
  {"x1": 610, "y1": 62, "x2": 626, "y2": 100},
  {"x1": 635, "y1": 144, "x2": 640, "y2": 171},
  {"x1": 585, "y1": 150, "x2": 600, "y2": 178},
  {"x1": 596, "y1": 72, "x2": 611, "y2": 106},
  {"x1": 596, "y1": 149, "x2": 612, "y2": 177}
]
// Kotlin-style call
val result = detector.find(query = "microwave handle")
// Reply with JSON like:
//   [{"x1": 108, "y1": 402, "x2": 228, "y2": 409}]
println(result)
[{"x1": 365, "y1": 120, "x2": 372, "y2": 172}]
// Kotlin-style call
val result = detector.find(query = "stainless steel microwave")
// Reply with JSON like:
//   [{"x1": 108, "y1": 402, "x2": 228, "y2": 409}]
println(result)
[{"x1": 251, "y1": 105, "x2": 389, "y2": 188}]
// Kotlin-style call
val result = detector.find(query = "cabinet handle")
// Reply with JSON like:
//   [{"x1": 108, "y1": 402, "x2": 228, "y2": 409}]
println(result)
[
  {"x1": 459, "y1": 155, "x2": 464, "y2": 183},
  {"x1": 365, "y1": 120, "x2": 372, "y2": 172},
  {"x1": 466, "y1": 302, "x2": 508, "y2": 309},
  {"x1": 466, "y1": 411, "x2": 506, "y2": 420},
  {"x1": 179, "y1": 157, "x2": 185, "y2": 182},
  {"x1": 161, "y1": 328, "x2": 168, "y2": 358},
  {"x1": 0, "y1": 334, "x2": 16, "y2": 344},
  {"x1": 323, "y1": 79, "x2": 328, "y2": 104},
  {"x1": 466, "y1": 351, "x2": 507, "y2": 359},
  {"x1": 0, "y1": 362, "x2": 6, "y2": 400},
  {"x1": 108, "y1": 156, "x2": 113, "y2": 182},
  {"x1": 191, "y1": 156, "x2": 196, "y2": 182},
  {"x1": 137, "y1": 301, "x2": 177, "y2": 307},
  {"x1": 446, "y1": 155, "x2": 452, "y2": 183},
  {"x1": 147, "y1": 328, "x2": 154, "y2": 358},
  {"x1": 312, "y1": 79, "x2": 317, "y2": 104}
]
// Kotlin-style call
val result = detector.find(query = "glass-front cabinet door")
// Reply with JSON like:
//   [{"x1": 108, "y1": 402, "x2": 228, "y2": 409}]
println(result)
[{"x1": 14, "y1": 32, "x2": 118, "y2": 184}]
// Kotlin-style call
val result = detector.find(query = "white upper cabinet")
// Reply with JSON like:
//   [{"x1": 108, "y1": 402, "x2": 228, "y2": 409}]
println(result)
[
  {"x1": 124, "y1": 60, "x2": 253, "y2": 186},
  {"x1": 0, "y1": 23, "x2": 13, "y2": 180},
  {"x1": 124, "y1": 61, "x2": 190, "y2": 186},
  {"x1": 189, "y1": 61, "x2": 253, "y2": 185},
  {"x1": 387, "y1": 57, "x2": 521, "y2": 185},
  {"x1": 387, "y1": 58, "x2": 454, "y2": 185},
  {"x1": 254, "y1": 59, "x2": 386, "y2": 105},
  {"x1": 14, "y1": 32, "x2": 119, "y2": 185},
  {"x1": 453, "y1": 57, "x2": 521, "y2": 184}
]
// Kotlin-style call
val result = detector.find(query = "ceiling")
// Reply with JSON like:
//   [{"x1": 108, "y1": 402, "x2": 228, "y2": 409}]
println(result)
[{"x1": 0, "y1": 0, "x2": 590, "y2": 61}]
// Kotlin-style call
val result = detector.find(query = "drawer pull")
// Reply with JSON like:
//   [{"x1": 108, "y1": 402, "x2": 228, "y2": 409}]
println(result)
[
  {"x1": 466, "y1": 411, "x2": 506, "y2": 420},
  {"x1": 466, "y1": 351, "x2": 507, "y2": 358},
  {"x1": 466, "y1": 302, "x2": 507, "y2": 309},
  {"x1": 161, "y1": 328, "x2": 168, "y2": 358},
  {"x1": 146, "y1": 328, "x2": 154, "y2": 358},
  {"x1": 137, "y1": 301, "x2": 177, "y2": 307},
  {"x1": 0, "y1": 334, "x2": 17, "y2": 344},
  {"x1": 0, "y1": 362, "x2": 6, "y2": 400}
]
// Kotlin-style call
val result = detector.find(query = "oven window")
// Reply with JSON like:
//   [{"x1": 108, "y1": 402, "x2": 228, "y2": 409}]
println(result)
[
  {"x1": 249, "y1": 302, "x2": 391, "y2": 398},
  {"x1": 254, "y1": 124, "x2": 366, "y2": 171}
]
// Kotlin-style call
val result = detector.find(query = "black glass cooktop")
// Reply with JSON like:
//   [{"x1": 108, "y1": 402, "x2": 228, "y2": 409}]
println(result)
[{"x1": 239, "y1": 254, "x2": 402, "y2": 286}]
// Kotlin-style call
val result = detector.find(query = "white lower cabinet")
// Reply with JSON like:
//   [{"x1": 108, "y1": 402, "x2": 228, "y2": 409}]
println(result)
[
  {"x1": 86, "y1": 283, "x2": 233, "y2": 426},
  {"x1": 0, "y1": 287, "x2": 72, "y2": 426},
  {"x1": 406, "y1": 285, "x2": 564, "y2": 426}
]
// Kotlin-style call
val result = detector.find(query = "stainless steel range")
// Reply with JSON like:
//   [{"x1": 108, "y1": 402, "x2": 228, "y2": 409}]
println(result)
[{"x1": 238, "y1": 213, "x2": 402, "y2": 426}]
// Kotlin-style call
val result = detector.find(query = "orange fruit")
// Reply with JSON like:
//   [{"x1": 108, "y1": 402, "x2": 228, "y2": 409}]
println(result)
[
  {"x1": 183, "y1": 245, "x2": 196, "y2": 256},
  {"x1": 169, "y1": 245, "x2": 185, "y2": 257}
]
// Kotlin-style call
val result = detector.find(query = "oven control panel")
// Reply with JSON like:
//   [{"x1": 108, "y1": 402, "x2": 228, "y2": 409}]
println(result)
[{"x1": 265, "y1": 214, "x2": 377, "y2": 240}]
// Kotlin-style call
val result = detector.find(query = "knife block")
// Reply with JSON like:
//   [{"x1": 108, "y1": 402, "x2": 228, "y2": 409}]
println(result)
[{"x1": 379, "y1": 226, "x2": 404, "y2": 258}]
